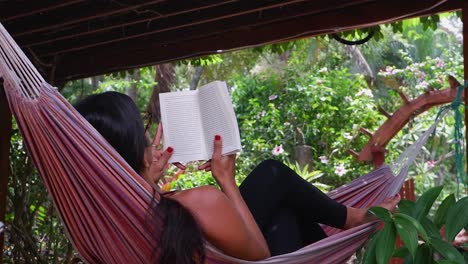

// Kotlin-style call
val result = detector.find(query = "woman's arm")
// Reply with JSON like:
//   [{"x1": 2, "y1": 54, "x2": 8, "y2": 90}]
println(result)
[
  {"x1": 209, "y1": 135, "x2": 270, "y2": 258},
  {"x1": 170, "y1": 185, "x2": 270, "y2": 260}
]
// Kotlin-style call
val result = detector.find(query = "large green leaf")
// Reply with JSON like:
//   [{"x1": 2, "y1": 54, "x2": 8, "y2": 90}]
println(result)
[
  {"x1": 429, "y1": 237, "x2": 465, "y2": 264},
  {"x1": 435, "y1": 261, "x2": 461, "y2": 264},
  {"x1": 420, "y1": 217, "x2": 442, "y2": 240},
  {"x1": 394, "y1": 214, "x2": 419, "y2": 257},
  {"x1": 362, "y1": 235, "x2": 378, "y2": 264},
  {"x1": 396, "y1": 213, "x2": 430, "y2": 242},
  {"x1": 413, "y1": 186, "x2": 443, "y2": 221},
  {"x1": 414, "y1": 244, "x2": 433, "y2": 264},
  {"x1": 398, "y1": 200, "x2": 416, "y2": 216},
  {"x1": 445, "y1": 196, "x2": 468, "y2": 242},
  {"x1": 376, "y1": 222, "x2": 396, "y2": 264},
  {"x1": 434, "y1": 194, "x2": 456, "y2": 228},
  {"x1": 369, "y1": 206, "x2": 393, "y2": 222},
  {"x1": 393, "y1": 246, "x2": 410, "y2": 259}
]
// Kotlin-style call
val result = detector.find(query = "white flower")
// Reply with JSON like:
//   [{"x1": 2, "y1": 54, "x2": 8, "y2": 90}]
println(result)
[
  {"x1": 416, "y1": 81, "x2": 429, "y2": 90},
  {"x1": 283, "y1": 122, "x2": 291, "y2": 126},
  {"x1": 272, "y1": 145, "x2": 284, "y2": 156},
  {"x1": 318, "y1": 67, "x2": 328, "y2": 73},
  {"x1": 319, "y1": 156, "x2": 329, "y2": 164},
  {"x1": 334, "y1": 164, "x2": 348, "y2": 176},
  {"x1": 258, "y1": 110, "x2": 266, "y2": 117},
  {"x1": 319, "y1": 97, "x2": 327, "y2": 101},
  {"x1": 316, "y1": 79, "x2": 324, "y2": 85},
  {"x1": 343, "y1": 133, "x2": 353, "y2": 140},
  {"x1": 269, "y1": 94, "x2": 278, "y2": 101},
  {"x1": 356, "y1": 89, "x2": 373, "y2": 98}
]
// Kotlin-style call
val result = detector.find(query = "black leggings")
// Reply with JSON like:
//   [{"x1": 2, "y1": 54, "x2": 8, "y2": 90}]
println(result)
[{"x1": 239, "y1": 159, "x2": 347, "y2": 256}]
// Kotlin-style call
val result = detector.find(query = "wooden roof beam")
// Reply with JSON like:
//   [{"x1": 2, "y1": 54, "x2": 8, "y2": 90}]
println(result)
[
  {"x1": 33, "y1": 0, "x2": 375, "y2": 56},
  {"x1": 53, "y1": 0, "x2": 460, "y2": 81},
  {"x1": 8, "y1": 0, "x2": 166, "y2": 37},
  {"x1": 0, "y1": 0, "x2": 85, "y2": 21},
  {"x1": 16, "y1": 0, "x2": 246, "y2": 47}
]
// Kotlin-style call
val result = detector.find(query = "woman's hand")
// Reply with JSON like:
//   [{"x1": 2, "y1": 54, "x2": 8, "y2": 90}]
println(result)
[
  {"x1": 210, "y1": 135, "x2": 236, "y2": 187},
  {"x1": 145, "y1": 123, "x2": 185, "y2": 189},
  {"x1": 147, "y1": 147, "x2": 173, "y2": 188}
]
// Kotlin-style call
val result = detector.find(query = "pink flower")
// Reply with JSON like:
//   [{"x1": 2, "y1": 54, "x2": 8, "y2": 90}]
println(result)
[
  {"x1": 258, "y1": 110, "x2": 266, "y2": 117},
  {"x1": 417, "y1": 72, "x2": 426, "y2": 81},
  {"x1": 435, "y1": 57, "x2": 445, "y2": 68},
  {"x1": 269, "y1": 94, "x2": 278, "y2": 101},
  {"x1": 272, "y1": 145, "x2": 284, "y2": 156},
  {"x1": 319, "y1": 156, "x2": 329, "y2": 164},
  {"x1": 426, "y1": 160, "x2": 436, "y2": 169},
  {"x1": 334, "y1": 164, "x2": 348, "y2": 176}
]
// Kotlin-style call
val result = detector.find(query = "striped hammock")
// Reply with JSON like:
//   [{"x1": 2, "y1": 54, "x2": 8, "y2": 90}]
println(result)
[{"x1": 0, "y1": 22, "x2": 442, "y2": 263}]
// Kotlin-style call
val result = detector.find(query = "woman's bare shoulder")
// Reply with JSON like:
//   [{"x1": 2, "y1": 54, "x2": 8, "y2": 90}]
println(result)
[{"x1": 169, "y1": 185, "x2": 229, "y2": 211}]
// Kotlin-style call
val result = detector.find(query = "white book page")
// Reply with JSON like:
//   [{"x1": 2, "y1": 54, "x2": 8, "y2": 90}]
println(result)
[
  {"x1": 198, "y1": 81, "x2": 241, "y2": 157},
  {"x1": 159, "y1": 91, "x2": 208, "y2": 163}
]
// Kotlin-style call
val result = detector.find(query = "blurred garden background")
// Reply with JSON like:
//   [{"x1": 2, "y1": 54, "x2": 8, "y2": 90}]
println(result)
[{"x1": 4, "y1": 11, "x2": 467, "y2": 263}]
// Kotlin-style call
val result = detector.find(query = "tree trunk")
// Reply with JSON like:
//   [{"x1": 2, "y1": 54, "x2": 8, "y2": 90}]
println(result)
[
  {"x1": 190, "y1": 66, "x2": 204, "y2": 90},
  {"x1": 344, "y1": 45, "x2": 375, "y2": 87},
  {"x1": 126, "y1": 70, "x2": 140, "y2": 103},
  {"x1": 147, "y1": 63, "x2": 175, "y2": 124}
]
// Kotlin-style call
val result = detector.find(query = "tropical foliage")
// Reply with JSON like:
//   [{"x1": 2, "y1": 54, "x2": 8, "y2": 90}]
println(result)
[{"x1": 4, "y1": 12, "x2": 467, "y2": 262}]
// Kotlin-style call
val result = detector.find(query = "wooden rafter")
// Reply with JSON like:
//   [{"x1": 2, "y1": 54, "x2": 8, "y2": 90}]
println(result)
[
  {"x1": 0, "y1": 0, "x2": 86, "y2": 21},
  {"x1": 7, "y1": 0, "x2": 164, "y2": 37},
  {"x1": 18, "y1": 0, "x2": 240, "y2": 48},
  {"x1": 355, "y1": 76, "x2": 463, "y2": 163},
  {"x1": 30, "y1": 0, "x2": 373, "y2": 56},
  {"x1": 52, "y1": 0, "x2": 461, "y2": 81}
]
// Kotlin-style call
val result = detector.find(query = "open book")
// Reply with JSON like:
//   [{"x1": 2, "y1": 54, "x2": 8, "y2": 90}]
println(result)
[{"x1": 159, "y1": 81, "x2": 242, "y2": 163}]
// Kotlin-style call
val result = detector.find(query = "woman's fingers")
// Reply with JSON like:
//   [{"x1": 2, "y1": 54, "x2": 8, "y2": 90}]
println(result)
[
  {"x1": 212, "y1": 135, "x2": 222, "y2": 158},
  {"x1": 156, "y1": 147, "x2": 173, "y2": 168},
  {"x1": 173, "y1": 162, "x2": 186, "y2": 170},
  {"x1": 198, "y1": 160, "x2": 211, "y2": 170},
  {"x1": 152, "y1": 122, "x2": 163, "y2": 146}
]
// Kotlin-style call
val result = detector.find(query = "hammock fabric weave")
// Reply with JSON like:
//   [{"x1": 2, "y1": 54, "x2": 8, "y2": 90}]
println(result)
[{"x1": 0, "y1": 22, "x2": 440, "y2": 263}]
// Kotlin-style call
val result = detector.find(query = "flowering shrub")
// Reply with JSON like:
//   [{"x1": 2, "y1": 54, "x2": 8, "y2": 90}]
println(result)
[{"x1": 231, "y1": 66, "x2": 384, "y2": 186}]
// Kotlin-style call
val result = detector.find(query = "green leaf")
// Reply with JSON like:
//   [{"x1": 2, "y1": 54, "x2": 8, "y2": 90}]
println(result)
[
  {"x1": 420, "y1": 217, "x2": 442, "y2": 240},
  {"x1": 398, "y1": 200, "x2": 416, "y2": 215},
  {"x1": 436, "y1": 261, "x2": 462, "y2": 264},
  {"x1": 393, "y1": 246, "x2": 410, "y2": 259},
  {"x1": 369, "y1": 206, "x2": 393, "y2": 222},
  {"x1": 413, "y1": 186, "x2": 443, "y2": 221},
  {"x1": 376, "y1": 223, "x2": 396, "y2": 264},
  {"x1": 394, "y1": 214, "x2": 419, "y2": 257},
  {"x1": 362, "y1": 235, "x2": 378, "y2": 264},
  {"x1": 434, "y1": 194, "x2": 456, "y2": 228},
  {"x1": 429, "y1": 237, "x2": 465, "y2": 264},
  {"x1": 396, "y1": 213, "x2": 430, "y2": 242},
  {"x1": 414, "y1": 244, "x2": 433, "y2": 264},
  {"x1": 445, "y1": 196, "x2": 468, "y2": 242}
]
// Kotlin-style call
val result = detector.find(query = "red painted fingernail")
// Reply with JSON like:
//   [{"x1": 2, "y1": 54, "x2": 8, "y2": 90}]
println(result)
[
  {"x1": 215, "y1": 135, "x2": 221, "y2": 140},
  {"x1": 167, "y1": 147, "x2": 173, "y2": 153}
]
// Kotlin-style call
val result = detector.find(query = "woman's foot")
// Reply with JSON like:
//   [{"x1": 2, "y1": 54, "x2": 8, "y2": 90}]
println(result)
[{"x1": 344, "y1": 194, "x2": 401, "y2": 229}]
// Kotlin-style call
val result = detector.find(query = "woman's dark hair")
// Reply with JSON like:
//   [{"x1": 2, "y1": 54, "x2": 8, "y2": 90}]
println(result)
[{"x1": 74, "y1": 92, "x2": 205, "y2": 264}]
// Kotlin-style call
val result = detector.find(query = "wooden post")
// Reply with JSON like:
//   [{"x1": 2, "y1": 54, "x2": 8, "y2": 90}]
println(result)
[
  {"x1": 464, "y1": 0, "x2": 468, "y2": 187},
  {"x1": 0, "y1": 79, "x2": 11, "y2": 262}
]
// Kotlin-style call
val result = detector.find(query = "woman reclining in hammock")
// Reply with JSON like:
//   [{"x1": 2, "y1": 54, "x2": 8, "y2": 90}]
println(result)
[{"x1": 75, "y1": 92, "x2": 401, "y2": 264}]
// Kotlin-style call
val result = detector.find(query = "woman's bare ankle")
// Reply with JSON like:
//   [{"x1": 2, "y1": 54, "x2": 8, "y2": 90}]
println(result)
[{"x1": 344, "y1": 194, "x2": 401, "y2": 229}]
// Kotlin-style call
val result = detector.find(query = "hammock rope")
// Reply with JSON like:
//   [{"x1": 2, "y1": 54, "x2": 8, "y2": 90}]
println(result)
[
  {"x1": 434, "y1": 82, "x2": 468, "y2": 187},
  {"x1": 0, "y1": 22, "x2": 444, "y2": 263}
]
